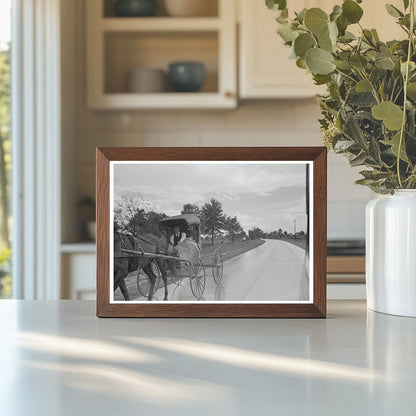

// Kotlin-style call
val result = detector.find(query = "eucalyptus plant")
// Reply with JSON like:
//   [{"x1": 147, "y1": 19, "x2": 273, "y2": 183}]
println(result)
[{"x1": 267, "y1": 0, "x2": 416, "y2": 193}]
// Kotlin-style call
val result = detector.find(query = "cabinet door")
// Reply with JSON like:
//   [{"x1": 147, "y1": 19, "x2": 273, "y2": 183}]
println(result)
[
  {"x1": 62, "y1": 253, "x2": 96, "y2": 300},
  {"x1": 359, "y1": 0, "x2": 404, "y2": 41},
  {"x1": 239, "y1": 0, "x2": 404, "y2": 99},
  {"x1": 239, "y1": 0, "x2": 326, "y2": 99}
]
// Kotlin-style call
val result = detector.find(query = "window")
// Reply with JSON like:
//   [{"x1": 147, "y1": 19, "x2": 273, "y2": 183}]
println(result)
[{"x1": 0, "y1": 0, "x2": 11, "y2": 298}]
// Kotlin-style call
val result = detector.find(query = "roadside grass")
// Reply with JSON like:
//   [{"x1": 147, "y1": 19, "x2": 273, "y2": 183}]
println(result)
[
  {"x1": 201, "y1": 239, "x2": 265, "y2": 262},
  {"x1": 277, "y1": 237, "x2": 308, "y2": 251}
]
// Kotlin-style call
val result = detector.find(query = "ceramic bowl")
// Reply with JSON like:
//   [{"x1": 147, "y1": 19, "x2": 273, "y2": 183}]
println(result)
[
  {"x1": 128, "y1": 68, "x2": 167, "y2": 93},
  {"x1": 168, "y1": 62, "x2": 205, "y2": 92},
  {"x1": 114, "y1": 0, "x2": 158, "y2": 17}
]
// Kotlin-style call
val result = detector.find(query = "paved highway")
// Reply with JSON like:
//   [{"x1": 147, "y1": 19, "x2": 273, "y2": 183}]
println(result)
[{"x1": 148, "y1": 239, "x2": 309, "y2": 302}]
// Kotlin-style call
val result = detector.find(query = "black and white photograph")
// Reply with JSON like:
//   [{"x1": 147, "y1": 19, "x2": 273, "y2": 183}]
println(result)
[{"x1": 111, "y1": 161, "x2": 312, "y2": 303}]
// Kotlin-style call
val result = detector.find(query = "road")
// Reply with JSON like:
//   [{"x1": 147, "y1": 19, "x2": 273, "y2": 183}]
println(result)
[{"x1": 147, "y1": 239, "x2": 310, "y2": 302}]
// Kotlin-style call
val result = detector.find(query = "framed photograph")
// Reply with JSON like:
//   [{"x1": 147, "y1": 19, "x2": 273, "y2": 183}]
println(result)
[{"x1": 96, "y1": 147, "x2": 327, "y2": 318}]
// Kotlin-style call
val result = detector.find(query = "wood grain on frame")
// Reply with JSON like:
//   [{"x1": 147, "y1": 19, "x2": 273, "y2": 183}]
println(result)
[{"x1": 96, "y1": 147, "x2": 327, "y2": 318}]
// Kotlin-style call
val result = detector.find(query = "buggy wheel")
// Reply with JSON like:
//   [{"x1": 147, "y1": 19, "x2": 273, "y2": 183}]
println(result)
[
  {"x1": 137, "y1": 262, "x2": 162, "y2": 299},
  {"x1": 169, "y1": 259, "x2": 184, "y2": 287},
  {"x1": 190, "y1": 257, "x2": 206, "y2": 300},
  {"x1": 212, "y1": 249, "x2": 223, "y2": 284}
]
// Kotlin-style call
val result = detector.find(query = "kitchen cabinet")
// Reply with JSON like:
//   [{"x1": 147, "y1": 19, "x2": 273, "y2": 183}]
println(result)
[
  {"x1": 86, "y1": 0, "x2": 237, "y2": 109},
  {"x1": 238, "y1": 0, "x2": 405, "y2": 99},
  {"x1": 239, "y1": 0, "x2": 325, "y2": 99},
  {"x1": 61, "y1": 245, "x2": 96, "y2": 300}
]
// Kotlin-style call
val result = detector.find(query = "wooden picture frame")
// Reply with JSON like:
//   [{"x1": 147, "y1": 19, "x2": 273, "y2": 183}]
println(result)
[{"x1": 96, "y1": 147, "x2": 327, "y2": 318}]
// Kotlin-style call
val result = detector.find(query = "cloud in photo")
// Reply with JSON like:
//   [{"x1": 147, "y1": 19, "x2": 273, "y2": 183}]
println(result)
[{"x1": 114, "y1": 162, "x2": 309, "y2": 232}]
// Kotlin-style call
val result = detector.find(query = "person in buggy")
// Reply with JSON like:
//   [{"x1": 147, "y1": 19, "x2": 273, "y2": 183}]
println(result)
[{"x1": 168, "y1": 225, "x2": 187, "y2": 255}]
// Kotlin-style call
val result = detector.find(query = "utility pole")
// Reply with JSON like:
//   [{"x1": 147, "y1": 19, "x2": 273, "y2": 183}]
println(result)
[
  {"x1": 294, "y1": 219, "x2": 296, "y2": 239},
  {"x1": 306, "y1": 164, "x2": 309, "y2": 251}
]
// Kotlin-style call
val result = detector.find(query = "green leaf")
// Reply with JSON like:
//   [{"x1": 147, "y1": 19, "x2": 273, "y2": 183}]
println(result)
[
  {"x1": 360, "y1": 170, "x2": 391, "y2": 181},
  {"x1": 304, "y1": 8, "x2": 329, "y2": 35},
  {"x1": 344, "y1": 114, "x2": 367, "y2": 147},
  {"x1": 318, "y1": 27, "x2": 334, "y2": 52},
  {"x1": 350, "y1": 152, "x2": 367, "y2": 167},
  {"x1": 339, "y1": 31, "x2": 356, "y2": 43},
  {"x1": 342, "y1": 0, "x2": 364, "y2": 24},
  {"x1": 375, "y1": 55, "x2": 395, "y2": 70},
  {"x1": 313, "y1": 74, "x2": 332, "y2": 85},
  {"x1": 369, "y1": 136, "x2": 382, "y2": 163},
  {"x1": 356, "y1": 79, "x2": 372, "y2": 92},
  {"x1": 382, "y1": 132, "x2": 408, "y2": 162},
  {"x1": 294, "y1": 33, "x2": 316, "y2": 58},
  {"x1": 403, "y1": 0, "x2": 410, "y2": 10},
  {"x1": 334, "y1": 139, "x2": 355, "y2": 151},
  {"x1": 266, "y1": 0, "x2": 287, "y2": 11},
  {"x1": 363, "y1": 29, "x2": 376, "y2": 46},
  {"x1": 401, "y1": 61, "x2": 416, "y2": 76},
  {"x1": 306, "y1": 48, "x2": 335, "y2": 75},
  {"x1": 330, "y1": 5, "x2": 342, "y2": 22},
  {"x1": 385, "y1": 4, "x2": 404, "y2": 18},
  {"x1": 328, "y1": 21, "x2": 338, "y2": 44},
  {"x1": 296, "y1": 8, "x2": 307, "y2": 23},
  {"x1": 277, "y1": 23, "x2": 298, "y2": 43},
  {"x1": 350, "y1": 54, "x2": 368, "y2": 70},
  {"x1": 407, "y1": 82, "x2": 416, "y2": 99},
  {"x1": 372, "y1": 101, "x2": 404, "y2": 131},
  {"x1": 355, "y1": 178, "x2": 376, "y2": 186},
  {"x1": 336, "y1": 15, "x2": 348, "y2": 36},
  {"x1": 296, "y1": 57, "x2": 308, "y2": 69},
  {"x1": 371, "y1": 29, "x2": 380, "y2": 42},
  {"x1": 333, "y1": 60, "x2": 353, "y2": 70}
]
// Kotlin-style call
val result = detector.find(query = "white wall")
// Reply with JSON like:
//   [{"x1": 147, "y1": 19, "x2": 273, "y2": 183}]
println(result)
[{"x1": 61, "y1": 0, "x2": 374, "y2": 243}]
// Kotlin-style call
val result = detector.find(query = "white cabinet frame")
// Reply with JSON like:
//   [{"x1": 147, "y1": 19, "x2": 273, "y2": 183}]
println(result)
[{"x1": 86, "y1": 0, "x2": 237, "y2": 109}]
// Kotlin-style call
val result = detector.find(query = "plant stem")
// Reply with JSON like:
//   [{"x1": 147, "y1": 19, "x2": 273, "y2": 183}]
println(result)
[
  {"x1": 334, "y1": 68, "x2": 358, "y2": 84},
  {"x1": 397, "y1": 0, "x2": 415, "y2": 188},
  {"x1": 359, "y1": 69, "x2": 381, "y2": 104}
]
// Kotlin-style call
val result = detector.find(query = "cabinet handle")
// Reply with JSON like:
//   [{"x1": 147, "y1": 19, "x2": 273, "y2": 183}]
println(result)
[{"x1": 225, "y1": 91, "x2": 234, "y2": 99}]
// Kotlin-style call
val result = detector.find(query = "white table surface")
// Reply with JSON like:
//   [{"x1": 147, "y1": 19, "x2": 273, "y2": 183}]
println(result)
[{"x1": 0, "y1": 300, "x2": 415, "y2": 416}]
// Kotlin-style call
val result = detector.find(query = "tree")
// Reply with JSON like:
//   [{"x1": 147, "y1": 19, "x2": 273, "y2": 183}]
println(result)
[
  {"x1": 114, "y1": 190, "x2": 165, "y2": 236},
  {"x1": 277, "y1": 228, "x2": 283, "y2": 239},
  {"x1": 248, "y1": 227, "x2": 264, "y2": 240},
  {"x1": 200, "y1": 198, "x2": 225, "y2": 245},
  {"x1": 125, "y1": 209, "x2": 146, "y2": 236},
  {"x1": 239, "y1": 230, "x2": 247, "y2": 240},
  {"x1": 0, "y1": 46, "x2": 10, "y2": 248},
  {"x1": 267, "y1": 230, "x2": 279, "y2": 240},
  {"x1": 181, "y1": 203, "x2": 200, "y2": 217},
  {"x1": 141, "y1": 211, "x2": 166, "y2": 236},
  {"x1": 224, "y1": 216, "x2": 243, "y2": 242}
]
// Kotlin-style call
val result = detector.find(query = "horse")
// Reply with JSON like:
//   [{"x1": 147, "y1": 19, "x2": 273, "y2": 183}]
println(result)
[{"x1": 114, "y1": 232, "x2": 170, "y2": 301}]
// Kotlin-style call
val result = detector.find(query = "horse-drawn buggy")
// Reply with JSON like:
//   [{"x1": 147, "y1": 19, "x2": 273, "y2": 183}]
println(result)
[{"x1": 114, "y1": 214, "x2": 224, "y2": 301}]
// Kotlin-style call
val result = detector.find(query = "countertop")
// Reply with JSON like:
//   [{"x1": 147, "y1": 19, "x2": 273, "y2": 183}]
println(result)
[{"x1": 0, "y1": 300, "x2": 415, "y2": 415}]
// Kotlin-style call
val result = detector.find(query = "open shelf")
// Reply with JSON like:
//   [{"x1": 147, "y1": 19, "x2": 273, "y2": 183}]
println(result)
[
  {"x1": 101, "y1": 17, "x2": 221, "y2": 32},
  {"x1": 104, "y1": 0, "x2": 219, "y2": 18},
  {"x1": 87, "y1": 0, "x2": 236, "y2": 109},
  {"x1": 104, "y1": 31, "x2": 218, "y2": 94},
  {"x1": 91, "y1": 93, "x2": 234, "y2": 109}
]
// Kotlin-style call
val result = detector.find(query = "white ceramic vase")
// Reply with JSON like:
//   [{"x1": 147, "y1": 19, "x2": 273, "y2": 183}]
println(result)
[{"x1": 366, "y1": 190, "x2": 416, "y2": 317}]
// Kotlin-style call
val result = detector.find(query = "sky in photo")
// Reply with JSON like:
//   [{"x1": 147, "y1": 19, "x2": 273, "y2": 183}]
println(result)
[{"x1": 114, "y1": 162, "x2": 309, "y2": 233}]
